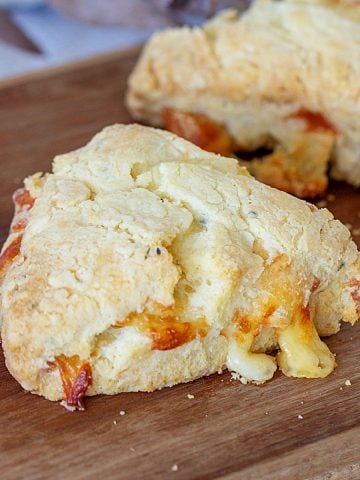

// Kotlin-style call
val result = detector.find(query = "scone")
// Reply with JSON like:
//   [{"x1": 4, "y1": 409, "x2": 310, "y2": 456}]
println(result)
[
  {"x1": 126, "y1": 0, "x2": 360, "y2": 197},
  {"x1": 0, "y1": 124, "x2": 359, "y2": 410}
]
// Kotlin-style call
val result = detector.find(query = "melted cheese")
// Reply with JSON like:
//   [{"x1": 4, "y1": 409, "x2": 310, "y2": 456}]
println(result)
[
  {"x1": 227, "y1": 330, "x2": 277, "y2": 383},
  {"x1": 277, "y1": 321, "x2": 335, "y2": 378},
  {"x1": 110, "y1": 256, "x2": 335, "y2": 384},
  {"x1": 93, "y1": 306, "x2": 209, "y2": 385},
  {"x1": 48, "y1": 354, "x2": 92, "y2": 410},
  {"x1": 117, "y1": 304, "x2": 209, "y2": 351},
  {"x1": 226, "y1": 255, "x2": 335, "y2": 382},
  {"x1": 0, "y1": 189, "x2": 35, "y2": 279},
  {"x1": 162, "y1": 108, "x2": 234, "y2": 156}
]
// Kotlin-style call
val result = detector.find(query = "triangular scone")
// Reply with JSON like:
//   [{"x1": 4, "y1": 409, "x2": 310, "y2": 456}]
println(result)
[
  {"x1": 126, "y1": 0, "x2": 360, "y2": 196},
  {"x1": 1, "y1": 125, "x2": 359, "y2": 410}
]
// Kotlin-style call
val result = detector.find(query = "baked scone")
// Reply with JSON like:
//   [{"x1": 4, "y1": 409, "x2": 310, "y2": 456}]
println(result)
[
  {"x1": 1, "y1": 124, "x2": 359, "y2": 410},
  {"x1": 126, "y1": 0, "x2": 360, "y2": 197}
]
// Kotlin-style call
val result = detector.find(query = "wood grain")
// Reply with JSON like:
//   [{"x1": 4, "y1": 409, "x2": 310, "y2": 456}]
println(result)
[{"x1": 0, "y1": 48, "x2": 360, "y2": 480}]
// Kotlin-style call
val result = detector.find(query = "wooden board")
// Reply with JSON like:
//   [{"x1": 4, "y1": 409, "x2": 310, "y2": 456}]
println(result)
[{"x1": 0, "y1": 48, "x2": 360, "y2": 480}]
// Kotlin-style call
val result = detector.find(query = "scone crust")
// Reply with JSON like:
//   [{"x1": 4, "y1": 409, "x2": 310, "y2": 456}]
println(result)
[{"x1": 1, "y1": 124, "x2": 359, "y2": 404}]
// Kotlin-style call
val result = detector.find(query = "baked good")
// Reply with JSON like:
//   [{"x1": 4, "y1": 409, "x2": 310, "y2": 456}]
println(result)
[
  {"x1": 1, "y1": 124, "x2": 359, "y2": 410},
  {"x1": 126, "y1": 0, "x2": 360, "y2": 197}
]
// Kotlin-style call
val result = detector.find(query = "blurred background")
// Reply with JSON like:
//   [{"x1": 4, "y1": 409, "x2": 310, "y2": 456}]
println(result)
[{"x1": 0, "y1": 0, "x2": 249, "y2": 80}]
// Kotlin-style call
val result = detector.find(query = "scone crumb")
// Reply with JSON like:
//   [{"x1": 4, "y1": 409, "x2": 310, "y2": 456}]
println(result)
[
  {"x1": 300, "y1": 401, "x2": 304, "y2": 405},
  {"x1": 326, "y1": 194, "x2": 336, "y2": 202},
  {"x1": 345, "y1": 223, "x2": 353, "y2": 230},
  {"x1": 171, "y1": 464, "x2": 179, "y2": 472},
  {"x1": 230, "y1": 372, "x2": 251, "y2": 384},
  {"x1": 187, "y1": 394, "x2": 195, "y2": 399},
  {"x1": 297, "y1": 415, "x2": 304, "y2": 420},
  {"x1": 130, "y1": 447, "x2": 136, "y2": 452},
  {"x1": 317, "y1": 200, "x2": 327, "y2": 208},
  {"x1": 345, "y1": 379, "x2": 352, "y2": 386},
  {"x1": 120, "y1": 410, "x2": 126, "y2": 415},
  {"x1": 352, "y1": 228, "x2": 360, "y2": 236},
  {"x1": 339, "y1": 387, "x2": 343, "y2": 391},
  {"x1": 113, "y1": 420, "x2": 117, "y2": 425}
]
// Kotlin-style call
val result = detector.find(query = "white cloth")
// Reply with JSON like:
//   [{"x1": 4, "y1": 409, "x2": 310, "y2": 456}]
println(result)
[{"x1": 0, "y1": 5, "x2": 153, "y2": 79}]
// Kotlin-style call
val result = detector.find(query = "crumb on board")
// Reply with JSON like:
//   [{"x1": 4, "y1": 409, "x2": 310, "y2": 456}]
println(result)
[
  {"x1": 352, "y1": 228, "x2": 360, "y2": 236},
  {"x1": 171, "y1": 464, "x2": 179, "y2": 472},
  {"x1": 345, "y1": 380, "x2": 352, "y2": 386},
  {"x1": 113, "y1": 420, "x2": 117, "y2": 425},
  {"x1": 345, "y1": 222, "x2": 353, "y2": 230},
  {"x1": 317, "y1": 200, "x2": 327, "y2": 208},
  {"x1": 187, "y1": 394, "x2": 195, "y2": 399},
  {"x1": 130, "y1": 447, "x2": 136, "y2": 452},
  {"x1": 300, "y1": 401, "x2": 304, "y2": 405},
  {"x1": 119, "y1": 410, "x2": 126, "y2": 416},
  {"x1": 339, "y1": 387, "x2": 343, "y2": 391},
  {"x1": 326, "y1": 194, "x2": 335, "y2": 202},
  {"x1": 230, "y1": 371, "x2": 249, "y2": 384},
  {"x1": 297, "y1": 415, "x2": 304, "y2": 420}
]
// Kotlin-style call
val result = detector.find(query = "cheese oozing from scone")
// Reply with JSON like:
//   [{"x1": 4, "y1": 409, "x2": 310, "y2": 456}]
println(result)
[
  {"x1": 0, "y1": 124, "x2": 359, "y2": 409},
  {"x1": 126, "y1": 0, "x2": 360, "y2": 196}
]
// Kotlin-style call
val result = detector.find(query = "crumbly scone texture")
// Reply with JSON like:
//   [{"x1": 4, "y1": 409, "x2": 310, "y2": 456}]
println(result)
[
  {"x1": 126, "y1": 0, "x2": 360, "y2": 190},
  {"x1": 1, "y1": 124, "x2": 359, "y2": 405}
]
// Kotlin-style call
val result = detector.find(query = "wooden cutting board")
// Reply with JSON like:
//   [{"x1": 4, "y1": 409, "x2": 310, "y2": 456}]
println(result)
[{"x1": 0, "y1": 48, "x2": 360, "y2": 480}]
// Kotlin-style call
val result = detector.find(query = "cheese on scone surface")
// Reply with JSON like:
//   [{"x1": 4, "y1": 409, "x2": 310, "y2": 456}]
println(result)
[
  {"x1": 126, "y1": 0, "x2": 360, "y2": 197},
  {"x1": 0, "y1": 124, "x2": 359, "y2": 410}
]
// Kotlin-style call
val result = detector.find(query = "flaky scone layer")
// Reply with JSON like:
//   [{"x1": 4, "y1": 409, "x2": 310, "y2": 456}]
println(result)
[
  {"x1": 127, "y1": 0, "x2": 360, "y2": 192},
  {"x1": 0, "y1": 124, "x2": 359, "y2": 407}
]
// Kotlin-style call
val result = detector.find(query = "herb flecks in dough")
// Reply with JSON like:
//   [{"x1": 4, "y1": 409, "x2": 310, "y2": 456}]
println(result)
[{"x1": 0, "y1": 124, "x2": 359, "y2": 408}]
